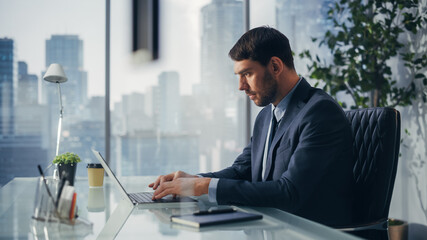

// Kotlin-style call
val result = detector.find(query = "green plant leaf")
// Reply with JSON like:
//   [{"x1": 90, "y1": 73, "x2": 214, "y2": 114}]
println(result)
[
  {"x1": 52, "y1": 152, "x2": 81, "y2": 164},
  {"x1": 299, "y1": 0, "x2": 422, "y2": 109},
  {"x1": 415, "y1": 73, "x2": 425, "y2": 79}
]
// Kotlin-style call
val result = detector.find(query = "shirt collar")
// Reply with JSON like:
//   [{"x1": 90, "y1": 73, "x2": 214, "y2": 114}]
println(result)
[{"x1": 271, "y1": 76, "x2": 302, "y2": 121}]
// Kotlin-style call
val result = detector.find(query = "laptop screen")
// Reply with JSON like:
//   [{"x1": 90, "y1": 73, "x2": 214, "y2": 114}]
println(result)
[{"x1": 92, "y1": 149, "x2": 134, "y2": 203}]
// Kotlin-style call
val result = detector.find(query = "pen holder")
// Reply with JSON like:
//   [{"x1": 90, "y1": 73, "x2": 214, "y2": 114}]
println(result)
[{"x1": 32, "y1": 176, "x2": 60, "y2": 222}]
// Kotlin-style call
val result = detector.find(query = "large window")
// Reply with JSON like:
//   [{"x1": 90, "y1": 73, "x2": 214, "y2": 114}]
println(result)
[
  {"x1": 0, "y1": 0, "x2": 246, "y2": 185},
  {"x1": 2, "y1": 0, "x2": 427, "y2": 227},
  {"x1": 0, "y1": 0, "x2": 105, "y2": 186},
  {"x1": 266, "y1": 0, "x2": 427, "y2": 226},
  {"x1": 110, "y1": 0, "x2": 246, "y2": 176}
]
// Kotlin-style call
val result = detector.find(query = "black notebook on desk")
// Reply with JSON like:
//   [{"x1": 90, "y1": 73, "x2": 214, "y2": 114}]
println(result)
[{"x1": 170, "y1": 211, "x2": 263, "y2": 228}]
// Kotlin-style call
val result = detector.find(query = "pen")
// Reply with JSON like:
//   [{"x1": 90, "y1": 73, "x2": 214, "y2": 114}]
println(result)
[
  {"x1": 56, "y1": 176, "x2": 67, "y2": 207},
  {"x1": 193, "y1": 208, "x2": 236, "y2": 215}
]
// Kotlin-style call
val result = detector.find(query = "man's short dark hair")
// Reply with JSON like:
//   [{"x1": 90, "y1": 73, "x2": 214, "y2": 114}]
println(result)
[{"x1": 229, "y1": 26, "x2": 295, "y2": 70}]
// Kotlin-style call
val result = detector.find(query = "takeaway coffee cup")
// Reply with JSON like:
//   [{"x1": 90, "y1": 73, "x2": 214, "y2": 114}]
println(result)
[{"x1": 87, "y1": 163, "x2": 104, "y2": 187}]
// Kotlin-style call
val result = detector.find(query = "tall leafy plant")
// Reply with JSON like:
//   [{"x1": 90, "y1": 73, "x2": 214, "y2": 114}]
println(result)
[{"x1": 300, "y1": 0, "x2": 426, "y2": 108}]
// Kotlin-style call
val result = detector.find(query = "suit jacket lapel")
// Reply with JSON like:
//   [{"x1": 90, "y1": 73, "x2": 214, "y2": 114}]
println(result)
[
  {"x1": 252, "y1": 110, "x2": 271, "y2": 182},
  {"x1": 263, "y1": 78, "x2": 311, "y2": 181}
]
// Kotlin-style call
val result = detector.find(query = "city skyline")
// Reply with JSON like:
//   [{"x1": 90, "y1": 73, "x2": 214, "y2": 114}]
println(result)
[
  {"x1": 0, "y1": 0, "x2": 212, "y2": 105},
  {"x1": 0, "y1": 0, "x2": 328, "y2": 182},
  {"x1": 0, "y1": 0, "x2": 279, "y2": 107},
  {"x1": 0, "y1": 0, "x2": 254, "y2": 185}
]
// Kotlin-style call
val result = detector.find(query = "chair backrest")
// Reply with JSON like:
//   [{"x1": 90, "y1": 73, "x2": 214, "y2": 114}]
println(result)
[{"x1": 344, "y1": 107, "x2": 401, "y2": 224}]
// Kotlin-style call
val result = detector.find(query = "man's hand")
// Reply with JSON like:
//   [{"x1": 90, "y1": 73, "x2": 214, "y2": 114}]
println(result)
[
  {"x1": 151, "y1": 177, "x2": 211, "y2": 200},
  {"x1": 148, "y1": 171, "x2": 198, "y2": 190},
  {"x1": 148, "y1": 171, "x2": 209, "y2": 200}
]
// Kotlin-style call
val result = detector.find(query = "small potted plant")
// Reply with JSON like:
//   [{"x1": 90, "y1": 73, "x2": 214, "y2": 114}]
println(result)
[{"x1": 53, "y1": 152, "x2": 81, "y2": 186}]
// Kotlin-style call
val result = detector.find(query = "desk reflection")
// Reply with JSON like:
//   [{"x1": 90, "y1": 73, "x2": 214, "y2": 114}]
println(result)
[
  {"x1": 87, "y1": 187, "x2": 105, "y2": 212},
  {"x1": 98, "y1": 198, "x2": 293, "y2": 240},
  {"x1": 0, "y1": 177, "x2": 359, "y2": 239}
]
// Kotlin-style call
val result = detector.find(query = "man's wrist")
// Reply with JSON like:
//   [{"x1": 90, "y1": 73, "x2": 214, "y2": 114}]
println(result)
[{"x1": 196, "y1": 177, "x2": 211, "y2": 195}]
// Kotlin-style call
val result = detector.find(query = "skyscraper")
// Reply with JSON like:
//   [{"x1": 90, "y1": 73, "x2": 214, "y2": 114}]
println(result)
[
  {"x1": 276, "y1": 0, "x2": 333, "y2": 71},
  {"x1": 157, "y1": 71, "x2": 181, "y2": 133},
  {"x1": 0, "y1": 39, "x2": 48, "y2": 187},
  {"x1": 0, "y1": 38, "x2": 15, "y2": 136},
  {"x1": 120, "y1": 92, "x2": 153, "y2": 134},
  {"x1": 42, "y1": 35, "x2": 88, "y2": 114},
  {"x1": 41, "y1": 35, "x2": 89, "y2": 158},
  {"x1": 200, "y1": 0, "x2": 243, "y2": 105},
  {"x1": 17, "y1": 61, "x2": 38, "y2": 105},
  {"x1": 199, "y1": 0, "x2": 244, "y2": 169}
]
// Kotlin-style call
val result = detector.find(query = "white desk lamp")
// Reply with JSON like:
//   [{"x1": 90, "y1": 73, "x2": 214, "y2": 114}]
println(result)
[{"x1": 43, "y1": 63, "x2": 68, "y2": 157}]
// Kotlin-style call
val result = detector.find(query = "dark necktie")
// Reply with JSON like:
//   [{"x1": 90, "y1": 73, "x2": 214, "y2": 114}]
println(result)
[{"x1": 268, "y1": 110, "x2": 279, "y2": 154}]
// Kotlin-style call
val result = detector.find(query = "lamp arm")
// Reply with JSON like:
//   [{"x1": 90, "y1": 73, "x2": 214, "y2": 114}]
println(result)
[
  {"x1": 56, "y1": 83, "x2": 64, "y2": 156},
  {"x1": 57, "y1": 82, "x2": 64, "y2": 118}
]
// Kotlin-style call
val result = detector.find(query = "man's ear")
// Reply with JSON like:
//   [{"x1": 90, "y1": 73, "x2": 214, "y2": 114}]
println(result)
[{"x1": 270, "y1": 57, "x2": 284, "y2": 75}]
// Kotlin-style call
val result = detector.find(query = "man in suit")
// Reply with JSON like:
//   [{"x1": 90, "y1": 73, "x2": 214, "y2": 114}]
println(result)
[{"x1": 149, "y1": 26, "x2": 355, "y2": 226}]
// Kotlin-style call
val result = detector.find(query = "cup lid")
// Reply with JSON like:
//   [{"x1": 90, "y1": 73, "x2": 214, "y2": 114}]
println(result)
[{"x1": 87, "y1": 163, "x2": 103, "y2": 168}]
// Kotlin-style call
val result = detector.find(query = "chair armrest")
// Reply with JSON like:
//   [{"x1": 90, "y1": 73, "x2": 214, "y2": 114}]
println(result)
[{"x1": 335, "y1": 218, "x2": 388, "y2": 232}]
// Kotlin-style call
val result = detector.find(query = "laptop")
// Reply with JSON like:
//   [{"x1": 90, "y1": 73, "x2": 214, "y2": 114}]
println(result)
[{"x1": 92, "y1": 149, "x2": 197, "y2": 206}]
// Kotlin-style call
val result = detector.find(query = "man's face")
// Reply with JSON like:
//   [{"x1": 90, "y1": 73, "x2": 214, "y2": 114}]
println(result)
[{"x1": 234, "y1": 59, "x2": 278, "y2": 107}]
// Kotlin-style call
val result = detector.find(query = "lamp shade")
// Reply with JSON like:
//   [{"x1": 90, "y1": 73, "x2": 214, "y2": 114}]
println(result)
[{"x1": 43, "y1": 63, "x2": 68, "y2": 83}]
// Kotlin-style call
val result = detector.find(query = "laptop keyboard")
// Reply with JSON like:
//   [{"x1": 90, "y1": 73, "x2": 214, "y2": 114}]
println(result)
[
  {"x1": 128, "y1": 192, "x2": 196, "y2": 204},
  {"x1": 128, "y1": 192, "x2": 156, "y2": 203}
]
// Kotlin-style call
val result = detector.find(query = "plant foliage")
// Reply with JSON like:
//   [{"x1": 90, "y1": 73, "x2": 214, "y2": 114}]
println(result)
[
  {"x1": 300, "y1": 0, "x2": 427, "y2": 108},
  {"x1": 53, "y1": 152, "x2": 81, "y2": 164}
]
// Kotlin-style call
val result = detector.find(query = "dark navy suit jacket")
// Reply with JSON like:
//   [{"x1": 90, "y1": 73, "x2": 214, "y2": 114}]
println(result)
[{"x1": 200, "y1": 78, "x2": 355, "y2": 226}]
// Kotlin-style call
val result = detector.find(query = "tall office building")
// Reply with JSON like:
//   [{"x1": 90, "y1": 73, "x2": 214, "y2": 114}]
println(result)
[
  {"x1": 121, "y1": 92, "x2": 153, "y2": 135},
  {"x1": 115, "y1": 84, "x2": 199, "y2": 176},
  {"x1": 200, "y1": 0, "x2": 243, "y2": 106},
  {"x1": 17, "y1": 61, "x2": 38, "y2": 105},
  {"x1": 276, "y1": 0, "x2": 333, "y2": 71},
  {"x1": 41, "y1": 35, "x2": 89, "y2": 158},
  {"x1": 42, "y1": 35, "x2": 88, "y2": 114},
  {"x1": 157, "y1": 71, "x2": 181, "y2": 133},
  {"x1": 0, "y1": 38, "x2": 15, "y2": 186},
  {"x1": 0, "y1": 39, "x2": 48, "y2": 187},
  {"x1": 14, "y1": 61, "x2": 48, "y2": 140},
  {"x1": 199, "y1": 0, "x2": 244, "y2": 169},
  {"x1": 0, "y1": 38, "x2": 15, "y2": 136}
]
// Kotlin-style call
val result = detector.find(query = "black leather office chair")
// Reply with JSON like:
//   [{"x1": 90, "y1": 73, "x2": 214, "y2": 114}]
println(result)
[{"x1": 339, "y1": 107, "x2": 401, "y2": 239}]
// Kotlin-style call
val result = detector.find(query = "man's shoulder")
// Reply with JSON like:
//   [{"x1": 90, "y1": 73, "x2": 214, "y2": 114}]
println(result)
[
  {"x1": 296, "y1": 87, "x2": 347, "y2": 124},
  {"x1": 308, "y1": 86, "x2": 336, "y2": 101},
  {"x1": 292, "y1": 78, "x2": 338, "y2": 106},
  {"x1": 305, "y1": 87, "x2": 343, "y2": 111}
]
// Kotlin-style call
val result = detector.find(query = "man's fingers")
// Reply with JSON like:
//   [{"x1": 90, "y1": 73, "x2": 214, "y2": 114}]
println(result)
[
  {"x1": 151, "y1": 175, "x2": 164, "y2": 190},
  {"x1": 153, "y1": 182, "x2": 167, "y2": 199},
  {"x1": 152, "y1": 179, "x2": 160, "y2": 190},
  {"x1": 150, "y1": 172, "x2": 191, "y2": 190},
  {"x1": 153, "y1": 189, "x2": 173, "y2": 200},
  {"x1": 153, "y1": 182, "x2": 175, "y2": 200}
]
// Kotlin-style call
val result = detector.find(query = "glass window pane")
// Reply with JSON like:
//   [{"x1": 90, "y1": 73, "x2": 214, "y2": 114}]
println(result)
[
  {"x1": 250, "y1": 0, "x2": 334, "y2": 124},
  {"x1": 110, "y1": 0, "x2": 245, "y2": 176},
  {"x1": 0, "y1": 0, "x2": 105, "y2": 186}
]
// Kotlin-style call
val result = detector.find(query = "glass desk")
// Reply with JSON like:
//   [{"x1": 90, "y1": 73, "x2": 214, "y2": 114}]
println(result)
[{"x1": 0, "y1": 177, "x2": 360, "y2": 239}]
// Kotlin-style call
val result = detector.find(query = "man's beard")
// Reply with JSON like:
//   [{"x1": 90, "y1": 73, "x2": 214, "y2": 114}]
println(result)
[{"x1": 256, "y1": 69, "x2": 278, "y2": 107}]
